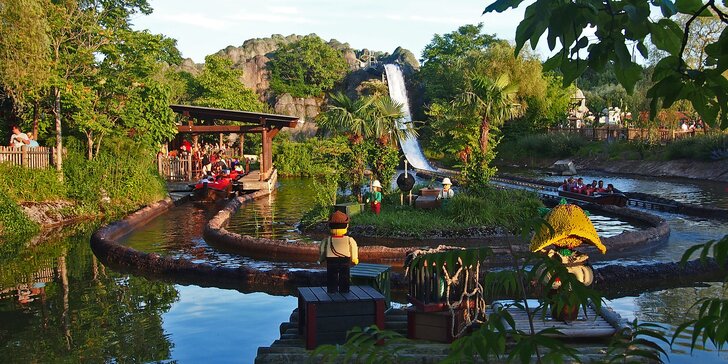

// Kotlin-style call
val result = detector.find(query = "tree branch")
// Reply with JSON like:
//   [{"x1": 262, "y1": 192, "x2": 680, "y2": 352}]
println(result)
[{"x1": 678, "y1": 0, "x2": 714, "y2": 72}]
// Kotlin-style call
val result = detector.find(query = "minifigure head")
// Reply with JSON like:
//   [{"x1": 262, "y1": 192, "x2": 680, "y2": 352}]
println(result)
[
  {"x1": 329, "y1": 210, "x2": 350, "y2": 236},
  {"x1": 372, "y1": 180, "x2": 382, "y2": 192},
  {"x1": 442, "y1": 178, "x2": 452, "y2": 191}
]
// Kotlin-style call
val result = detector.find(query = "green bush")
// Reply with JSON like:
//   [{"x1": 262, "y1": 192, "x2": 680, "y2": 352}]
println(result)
[
  {"x1": 0, "y1": 163, "x2": 66, "y2": 202},
  {"x1": 515, "y1": 133, "x2": 588, "y2": 158},
  {"x1": 63, "y1": 136, "x2": 166, "y2": 215},
  {"x1": 0, "y1": 188, "x2": 39, "y2": 242},
  {"x1": 665, "y1": 133, "x2": 728, "y2": 161}
]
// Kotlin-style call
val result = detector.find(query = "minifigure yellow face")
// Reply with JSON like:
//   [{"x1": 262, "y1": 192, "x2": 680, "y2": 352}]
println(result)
[
  {"x1": 443, "y1": 184, "x2": 451, "y2": 191},
  {"x1": 330, "y1": 227, "x2": 348, "y2": 236}
]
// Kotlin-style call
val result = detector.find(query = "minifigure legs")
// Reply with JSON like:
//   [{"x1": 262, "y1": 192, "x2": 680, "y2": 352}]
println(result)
[{"x1": 326, "y1": 257, "x2": 351, "y2": 293}]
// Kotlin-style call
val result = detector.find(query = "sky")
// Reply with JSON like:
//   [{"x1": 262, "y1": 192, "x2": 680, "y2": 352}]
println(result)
[{"x1": 130, "y1": 0, "x2": 539, "y2": 64}]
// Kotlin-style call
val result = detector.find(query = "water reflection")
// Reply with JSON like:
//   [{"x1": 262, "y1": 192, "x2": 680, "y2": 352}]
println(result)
[
  {"x1": 610, "y1": 283, "x2": 728, "y2": 363},
  {"x1": 0, "y1": 226, "x2": 177, "y2": 362},
  {"x1": 227, "y1": 178, "x2": 318, "y2": 242}
]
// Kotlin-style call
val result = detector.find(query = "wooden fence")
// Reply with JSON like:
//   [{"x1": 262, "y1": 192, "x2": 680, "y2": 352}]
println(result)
[
  {"x1": 547, "y1": 127, "x2": 705, "y2": 143},
  {"x1": 157, "y1": 154, "x2": 193, "y2": 181},
  {"x1": 0, "y1": 146, "x2": 55, "y2": 168}
]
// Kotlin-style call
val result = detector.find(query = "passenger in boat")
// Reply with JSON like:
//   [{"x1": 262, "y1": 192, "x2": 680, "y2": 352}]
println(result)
[
  {"x1": 573, "y1": 178, "x2": 586, "y2": 193},
  {"x1": 585, "y1": 180, "x2": 598, "y2": 195},
  {"x1": 606, "y1": 184, "x2": 615, "y2": 194},
  {"x1": 319, "y1": 211, "x2": 359, "y2": 293},
  {"x1": 366, "y1": 180, "x2": 383, "y2": 215},
  {"x1": 437, "y1": 178, "x2": 455, "y2": 199},
  {"x1": 596, "y1": 180, "x2": 606, "y2": 193}
]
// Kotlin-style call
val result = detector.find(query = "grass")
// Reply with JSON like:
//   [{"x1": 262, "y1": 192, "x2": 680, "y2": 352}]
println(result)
[
  {"x1": 348, "y1": 187, "x2": 543, "y2": 237},
  {"x1": 0, "y1": 136, "x2": 167, "y2": 242}
]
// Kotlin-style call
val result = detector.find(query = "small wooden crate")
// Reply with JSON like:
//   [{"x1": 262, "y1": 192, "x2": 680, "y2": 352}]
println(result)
[
  {"x1": 414, "y1": 195, "x2": 441, "y2": 209},
  {"x1": 351, "y1": 263, "x2": 391, "y2": 309},
  {"x1": 298, "y1": 286, "x2": 385, "y2": 350},
  {"x1": 407, "y1": 307, "x2": 469, "y2": 343},
  {"x1": 333, "y1": 202, "x2": 365, "y2": 216}
]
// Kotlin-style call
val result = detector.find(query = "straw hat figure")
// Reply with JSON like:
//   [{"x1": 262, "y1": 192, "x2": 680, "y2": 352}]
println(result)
[
  {"x1": 319, "y1": 211, "x2": 359, "y2": 293},
  {"x1": 530, "y1": 203, "x2": 606, "y2": 321},
  {"x1": 367, "y1": 180, "x2": 383, "y2": 215},
  {"x1": 437, "y1": 178, "x2": 455, "y2": 200}
]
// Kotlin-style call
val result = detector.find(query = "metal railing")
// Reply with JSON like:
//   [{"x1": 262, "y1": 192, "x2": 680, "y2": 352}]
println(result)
[{"x1": 547, "y1": 127, "x2": 706, "y2": 143}]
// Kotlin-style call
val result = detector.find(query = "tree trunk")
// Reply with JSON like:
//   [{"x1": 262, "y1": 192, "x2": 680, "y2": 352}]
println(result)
[
  {"x1": 32, "y1": 100, "x2": 40, "y2": 138},
  {"x1": 479, "y1": 115, "x2": 490, "y2": 154},
  {"x1": 53, "y1": 86, "x2": 63, "y2": 175},
  {"x1": 86, "y1": 132, "x2": 93, "y2": 160}
]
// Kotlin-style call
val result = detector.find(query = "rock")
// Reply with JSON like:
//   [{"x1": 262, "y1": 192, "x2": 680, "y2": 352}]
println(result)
[{"x1": 273, "y1": 93, "x2": 323, "y2": 122}]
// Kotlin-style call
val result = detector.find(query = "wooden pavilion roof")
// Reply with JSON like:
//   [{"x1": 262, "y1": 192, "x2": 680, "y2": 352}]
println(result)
[{"x1": 170, "y1": 104, "x2": 299, "y2": 133}]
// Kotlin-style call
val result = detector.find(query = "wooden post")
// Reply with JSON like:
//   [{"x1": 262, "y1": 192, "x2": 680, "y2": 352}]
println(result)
[
  {"x1": 260, "y1": 128, "x2": 267, "y2": 181},
  {"x1": 187, "y1": 154, "x2": 193, "y2": 181},
  {"x1": 157, "y1": 153, "x2": 163, "y2": 177},
  {"x1": 21, "y1": 145, "x2": 28, "y2": 168},
  {"x1": 239, "y1": 133, "x2": 244, "y2": 158},
  {"x1": 219, "y1": 133, "x2": 223, "y2": 150}
]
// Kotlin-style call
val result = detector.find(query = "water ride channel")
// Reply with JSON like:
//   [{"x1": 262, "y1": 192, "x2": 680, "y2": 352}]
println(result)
[{"x1": 2, "y1": 169, "x2": 727, "y2": 363}]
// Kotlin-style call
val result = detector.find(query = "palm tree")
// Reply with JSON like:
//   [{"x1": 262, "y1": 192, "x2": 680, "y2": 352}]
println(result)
[
  {"x1": 371, "y1": 95, "x2": 417, "y2": 145},
  {"x1": 317, "y1": 92, "x2": 374, "y2": 142},
  {"x1": 456, "y1": 74, "x2": 520, "y2": 153}
]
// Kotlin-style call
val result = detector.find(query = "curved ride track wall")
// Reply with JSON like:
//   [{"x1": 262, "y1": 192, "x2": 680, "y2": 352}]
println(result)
[
  {"x1": 90, "y1": 195, "x2": 328, "y2": 292},
  {"x1": 90, "y1": 191, "x2": 724, "y2": 297}
]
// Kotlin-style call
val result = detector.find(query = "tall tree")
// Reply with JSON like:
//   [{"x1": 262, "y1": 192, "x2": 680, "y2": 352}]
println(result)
[
  {"x1": 189, "y1": 55, "x2": 265, "y2": 112},
  {"x1": 456, "y1": 74, "x2": 520, "y2": 153},
  {"x1": 484, "y1": 0, "x2": 728, "y2": 129},
  {"x1": 267, "y1": 35, "x2": 349, "y2": 97}
]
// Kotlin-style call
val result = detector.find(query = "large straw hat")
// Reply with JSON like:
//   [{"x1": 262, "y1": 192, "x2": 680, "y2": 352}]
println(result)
[
  {"x1": 529, "y1": 204, "x2": 605, "y2": 254},
  {"x1": 442, "y1": 178, "x2": 452, "y2": 185},
  {"x1": 372, "y1": 180, "x2": 382, "y2": 189}
]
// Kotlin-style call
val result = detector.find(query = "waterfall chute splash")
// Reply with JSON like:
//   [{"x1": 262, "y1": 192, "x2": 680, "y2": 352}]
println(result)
[{"x1": 384, "y1": 64, "x2": 437, "y2": 172}]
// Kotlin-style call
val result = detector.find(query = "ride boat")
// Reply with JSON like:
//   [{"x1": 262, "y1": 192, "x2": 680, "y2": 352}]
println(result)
[
  {"x1": 557, "y1": 190, "x2": 629, "y2": 207},
  {"x1": 190, "y1": 170, "x2": 244, "y2": 202}
]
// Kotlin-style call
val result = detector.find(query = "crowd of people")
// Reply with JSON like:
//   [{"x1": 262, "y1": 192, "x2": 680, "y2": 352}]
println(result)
[
  {"x1": 7, "y1": 125, "x2": 40, "y2": 148},
  {"x1": 561, "y1": 177, "x2": 617, "y2": 196},
  {"x1": 162, "y1": 139, "x2": 251, "y2": 181}
]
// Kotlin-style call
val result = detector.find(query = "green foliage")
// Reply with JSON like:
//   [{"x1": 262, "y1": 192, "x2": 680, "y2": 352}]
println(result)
[
  {"x1": 63, "y1": 136, "x2": 166, "y2": 215},
  {"x1": 268, "y1": 35, "x2": 348, "y2": 97},
  {"x1": 483, "y1": 0, "x2": 728, "y2": 129},
  {"x1": 368, "y1": 143, "x2": 399, "y2": 189},
  {"x1": 674, "y1": 234, "x2": 728, "y2": 351},
  {"x1": 273, "y1": 137, "x2": 350, "y2": 177},
  {"x1": 188, "y1": 55, "x2": 266, "y2": 112},
  {"x1": 0, "y1": 187, "x2": 40, "y2": 242},
  {"x1": 0, "y1": 163, "x2": 66, "y2": 202},
  {"x1": 350, "y1": 188, "x2": 542, "y2": 235},
  {"x1": 603, "y1": 321, "x2": 670, "y2": 363},
  {"x1": 501, "y1": 133, "x2": 589, "y2": 159},
  {"x1": 460, "y1": 150, "x2": 498, "y2": 190},
  {"x1": 664, "y1": 132, "x2": 728, "y2": 160},
  {"x1": 419, "y1": 23, "x2": 498, "y2": 102},
  {"x1": 310, "y1": 325, "x2": 413, "y2": 363}
]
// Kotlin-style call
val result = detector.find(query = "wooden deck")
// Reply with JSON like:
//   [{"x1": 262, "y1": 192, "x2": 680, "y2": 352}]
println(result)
[
  {"x1": 238, "y1": 169, "x2": 277, "y2": 192},
  {"x1": 255, "y1": 302, "x2": 631, "y2": 364}
]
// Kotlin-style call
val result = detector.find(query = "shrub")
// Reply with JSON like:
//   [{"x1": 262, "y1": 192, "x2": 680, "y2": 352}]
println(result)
[
  {"x1": 0, "y1": 163, "x2": 66, "y2": 202},
  {"x1": 665, "y1": 133, "x2": 728, "y2": 161}
]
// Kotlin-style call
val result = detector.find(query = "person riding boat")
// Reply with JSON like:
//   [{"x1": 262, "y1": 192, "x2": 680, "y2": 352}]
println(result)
[
  {"x1": 573, "y1": 178, "x2": 586, "y2": 193},
  {"x1": 585, "y1": 180, "x2": 598, "y2": 195},
  {"x1": 596, "y1": 180, "x2": 606, "y2": 193},
  {"x1": 606, "y1": 183, "x2": 616, "y2": 194}
]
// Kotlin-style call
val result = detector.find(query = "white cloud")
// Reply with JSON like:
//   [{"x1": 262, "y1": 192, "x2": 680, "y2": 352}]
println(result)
[{"x1": 408, "y1": 14, "x2": 473, "y2": 25}]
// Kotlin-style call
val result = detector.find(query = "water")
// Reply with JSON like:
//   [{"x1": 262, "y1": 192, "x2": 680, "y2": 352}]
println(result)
[
  {"x1": 226, "y1": 178, "x2": 319, "y2": 243},
  {"x1": 0, "y1": 226, "x2": 297, "y2": 363},
  {"x1": 532, "y1": 170, "x2": 728, "y2": 208},
  {"x1": 384, "y1": 64, "x2": 437, "y2": 171}
]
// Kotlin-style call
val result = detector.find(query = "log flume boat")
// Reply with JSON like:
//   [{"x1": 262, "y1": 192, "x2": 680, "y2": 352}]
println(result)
[{"x1": 558, "y1": 190, "x2": 629, "y2": 207}]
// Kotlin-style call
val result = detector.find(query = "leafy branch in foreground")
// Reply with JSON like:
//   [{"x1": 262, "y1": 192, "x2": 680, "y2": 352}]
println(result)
[
  {"x1": 604, "y1": 320, "x2": 670, "y2": 363},
  {"x1": 674, "y1": 234, "x2": 728, "y2": 352},
  {"x1": 484, "y1": 0, "x2": 728, "y2": 129}
]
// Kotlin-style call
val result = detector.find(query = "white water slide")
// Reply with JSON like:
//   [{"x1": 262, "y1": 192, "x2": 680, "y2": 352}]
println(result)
[{"x1": 384, "y1": 64, "x2": 438, "y2": 172}]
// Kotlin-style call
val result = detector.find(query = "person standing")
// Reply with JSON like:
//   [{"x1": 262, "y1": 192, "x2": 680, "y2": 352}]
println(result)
[
  {"x1": 437, "y1": 178, "x2": 455, "y2": 199},
  {"x1": 319, "y1": 211, "x2": 359, "y2": 293},
  {"x1": 8, "y1": 125, "x2": 29, "y2": 147},
  {"x1": 367, "y1": 180, "x2": 383, "y2": 215}
]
